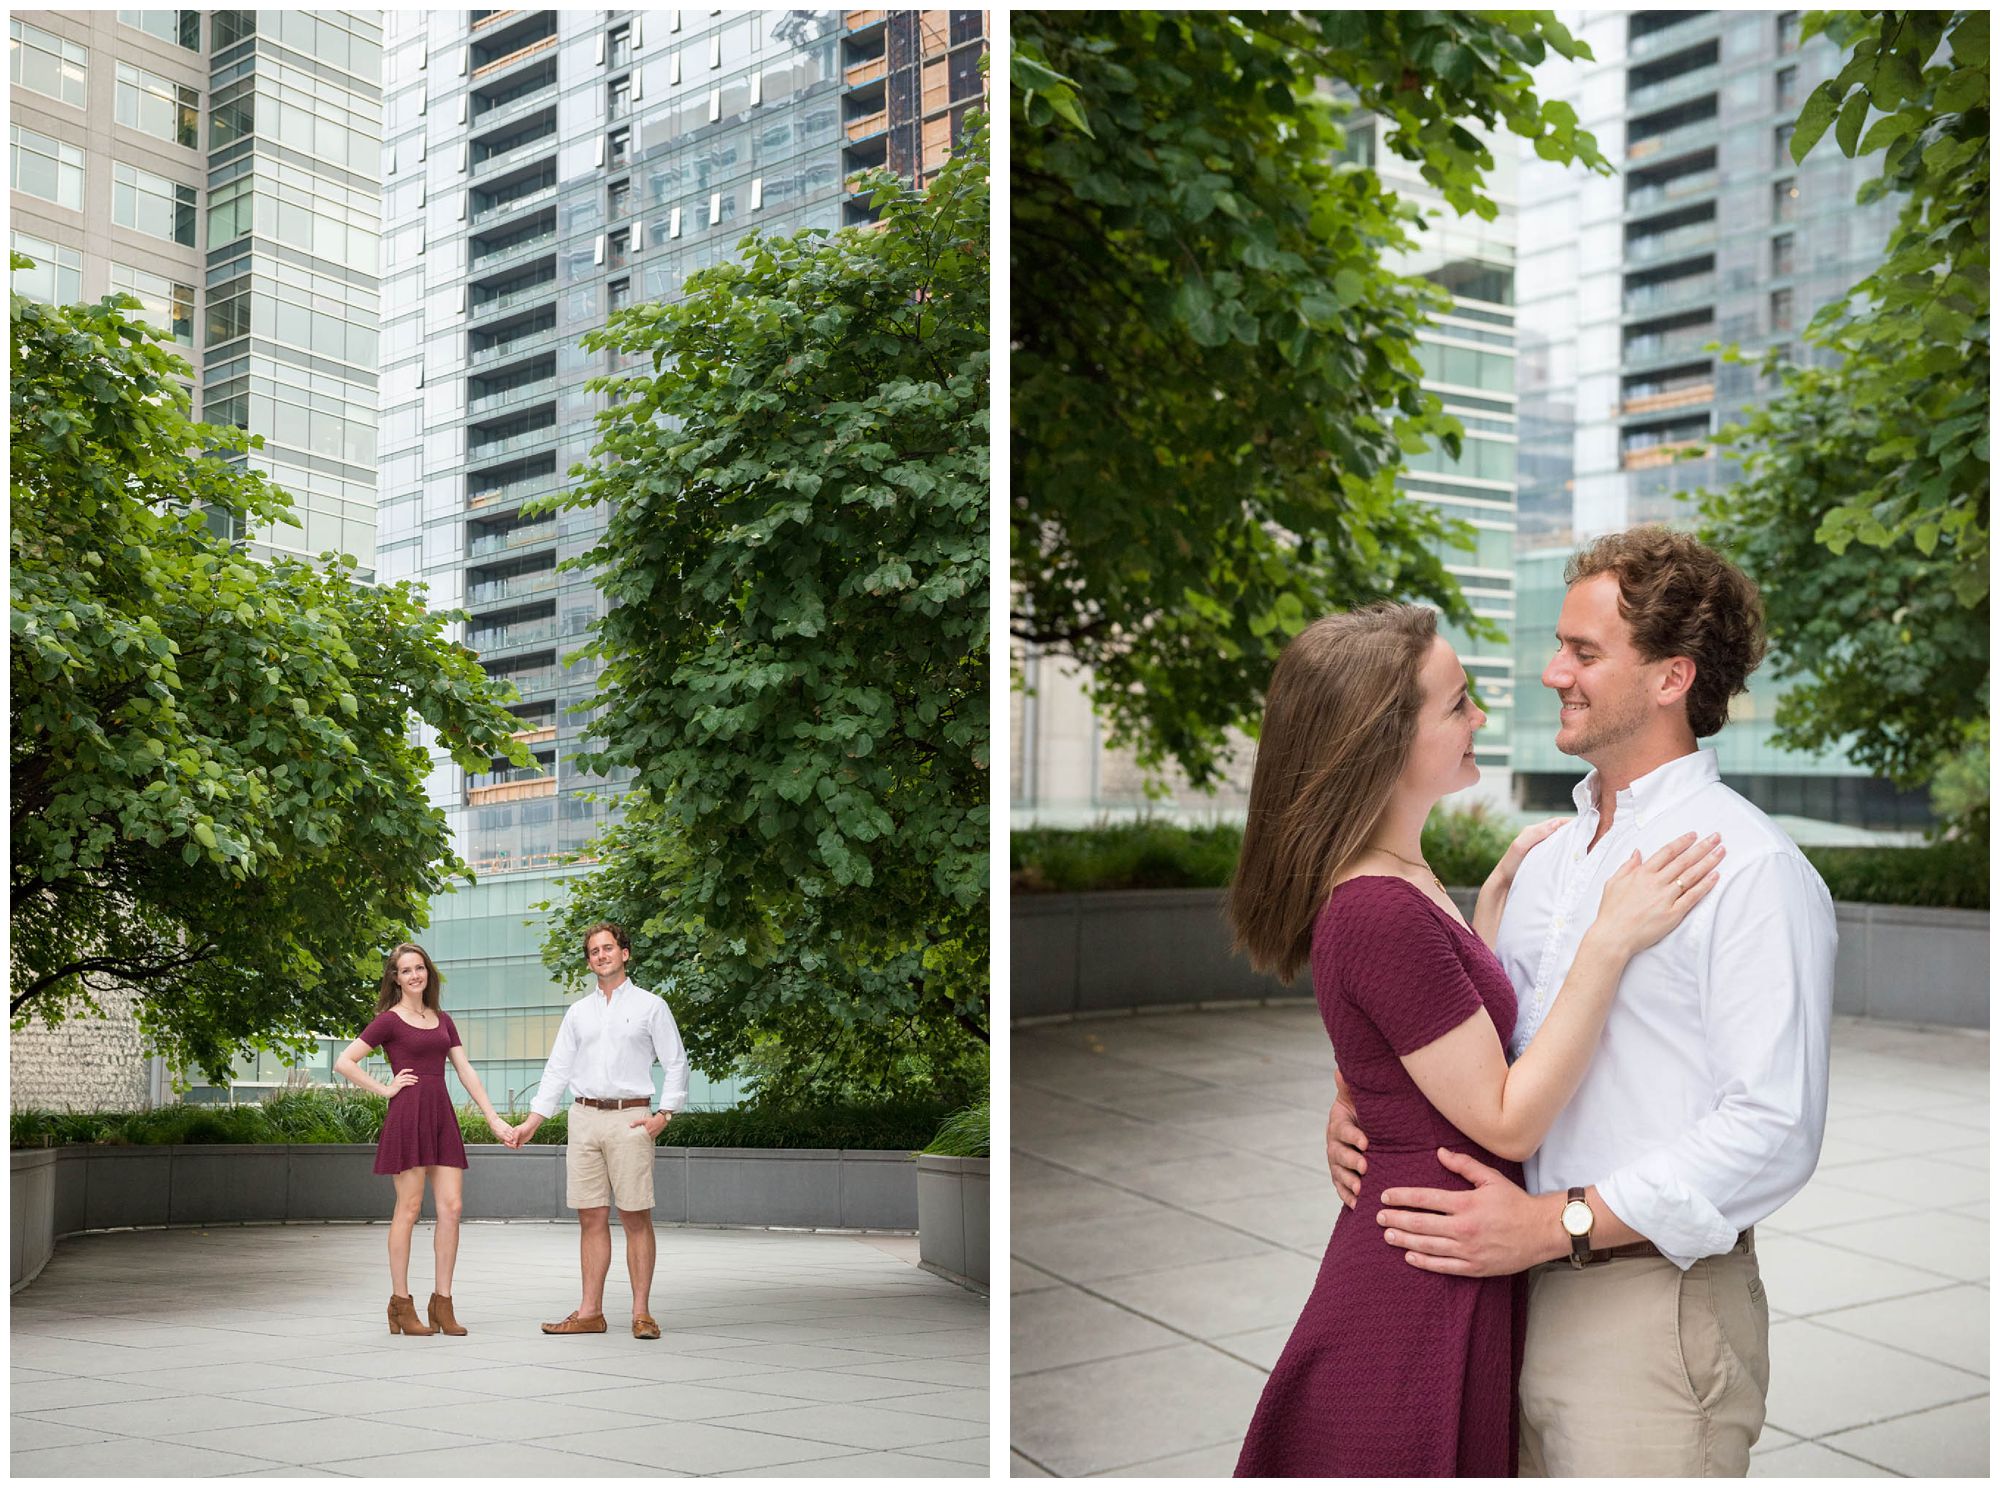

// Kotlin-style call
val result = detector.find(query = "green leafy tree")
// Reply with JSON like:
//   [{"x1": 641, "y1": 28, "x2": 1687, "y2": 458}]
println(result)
[
  {"x1": 538, "y1": 121, "x2": 989, "y2": 1107},
  {"x1": 11, "y1": 268, "x2": 530, "y2": 1083},
  {"x1": 1013, "y1": 11, "x2": 1608, "y2": 785},
  {"x1": 1701, "y1": 11, "x2": 1988, "y2": 834}
]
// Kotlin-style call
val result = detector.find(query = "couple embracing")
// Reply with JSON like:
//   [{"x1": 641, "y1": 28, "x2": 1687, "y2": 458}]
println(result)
[
  {"x1": 1232, "y1": 528, "x2": 1836, "y2": 1477},
  {"x1": 332, "y1": 921, "x2": 688, "y2": 1341}
]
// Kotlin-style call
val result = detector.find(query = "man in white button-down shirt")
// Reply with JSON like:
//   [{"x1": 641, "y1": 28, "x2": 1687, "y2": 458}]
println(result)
[
  {"x1": 507, "y1": 921, "x2": 690, "y2": 1340},
  {"x1": 1326, "y1": 528, "x2": 1835, "y2": 1475}
]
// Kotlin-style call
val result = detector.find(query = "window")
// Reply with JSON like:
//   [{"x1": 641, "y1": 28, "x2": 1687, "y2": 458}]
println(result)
[
  {"x1": 110, "y1": 262, "x2": 196, "y2": 344},
  {"x1": 608, "y1": 226, "x2": 629, "y2": 269},
  {"x1": 1771, "y1": 177, "x2": 1798, "y2": 223},
  {"x1": 1775, "y1": 65, "x2": 1799, "y2": 110},
  {"x1": 608, "y1": 75, "x2": 630, "y2": 119},
  {"x1": 608, "y1": 127, "x2": 630, "y2": 166},
  {"x1": 607, "y1": 277, "x2": 631, "y2": 312},
  {"x1": 1771, "y1": 232, "x2": 1794, "y2": 276},
  {"x1": 113, "y1": 161, "x2": 197, "y2": 244},
  {"x1": 11, "y1": 233, "x2": 81, "y2": 304},
  {"x1": 207, "y1": 285, "x2": 250, "y2": 344},
  {"x1": 116, "y1": 63, "x2": 200, "y2": 148},
  {"x1": 118, "y1": 11, "x2": 201, "y2": 50},
  {"x1": 1769, "y1": 288, "x2": 1794, "y2": 333},
  {"x1": 10, "y1": 20, "x2": 88, "y2": 108},
  {"x1": 211, "y1": 11, "x2": 255, "y2": 50},
  {"x1": 11, "y1": 126, "x2": 84, "y2": 211},
  {"x1": 608, "y1": 178, "x2": 630, "y2": 220},
  {"x1": 1772, "y1": 123, "x2": 1793, "y2": 167},
  {"x1": 608, "y1": 23, "x2": 631, "y2": 69},
  {"x1": 1777, "y1": 12, "x2": 1800, "y2": 52}
]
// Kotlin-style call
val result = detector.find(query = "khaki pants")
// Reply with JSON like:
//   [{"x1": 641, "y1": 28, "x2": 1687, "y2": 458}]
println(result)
[{"x1": 1520, "y1": 1236, "x2": 1768, "y2": 1477}]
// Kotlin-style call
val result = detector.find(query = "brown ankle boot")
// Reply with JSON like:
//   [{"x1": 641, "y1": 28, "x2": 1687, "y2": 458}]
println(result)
[
  {"x1": 427, "y1": 1292, "x2": 466, "y2": 1336},
  {"x1": 387, "y1": 1293, "x2": 435, "y2": 1336}
]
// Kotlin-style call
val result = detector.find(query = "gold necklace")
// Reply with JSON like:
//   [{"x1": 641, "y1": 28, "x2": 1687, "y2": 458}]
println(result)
[{"x1": 1374, "y1": 846, "x2": 1447, "y2": 897}]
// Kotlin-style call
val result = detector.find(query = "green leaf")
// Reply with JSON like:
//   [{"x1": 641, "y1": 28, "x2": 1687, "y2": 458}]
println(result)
[
  {"x1": 1792, "y1": 81, "x2": 1843, "y2": 162},
  {"x1": 1834, "y1": 88, "x2": 1872, "y2": 157}
]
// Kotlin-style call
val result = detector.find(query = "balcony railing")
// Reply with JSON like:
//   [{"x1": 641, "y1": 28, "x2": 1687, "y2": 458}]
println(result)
[
  {"x1": 1622, "y1": 381, "x2": 1715, "y2": 416},
  {"x1": 468, "y1": 426, "x2": 560, "y2": 464},
  {"x1": 470, "y1": 615, "x2": 561, "y2": 651},
  {"x1": 845, "y1": 56, "x2": 886, "y2": 87},
  {"x1": 469, "y1": 326, "x2": 560, "y2": 368},
  {"x1": 1626, "y1": 221, "x2": 1717, "y2": 264},
  {"x1": 1628, "y1": 66, "x2": 1719, "y2": 115},
  {"x1": 467, "y1": 775, "x2": 557, "y2": 805},
  {"x1": 471, "y1": 33, "x2": 556, "y2": 81},
  {"x1": 466, "y1": 377, "x2": 556, "y2": 416},
  {"x1": 472, "y1": 182, "x2": 558, "y2": 225},
  {"x1": 471, "y1": 80, "x2": 557, "y2": 135},
  {"x1": 511, "y1": 723, "x2": 557, "y2": 746},
  {"x1": 466, "y1": 520, "x2": 557, "y2": 560},
  {"x1": 473, "y1": 132, "x2": 558, "y2": 177},
  {"x1": 471, "y1": 10, "x2": 520, "y2": 31},
  {"x1": 1627, "y1": 13, "x2": 1720, "y2": 61},
  {"x1": 468, "y1": 474, "x2": 562, "y2": 510},
  {"x1": 483, "y1": 662, "x2": 561, "y2": 694},
  {"x1": 1624, "y1": 326, "x2": 1716, "y2": 363},
  {"x1": 846, "y1": 110, "x2": 888, "y2": 141},
  {"x1": 1623, "y1": 273, "x2": 1716, "y2": 317},
  {"x1": 471, "y1": 279, "x2": 557, "y2": 318},
  {"x1": 468, "y1": 570, "x2": 559, "y2": 607},
  {"x1": 1626, "y1": 169, "x2": 1719, "y2": 214},
  {"x1": 1621, "y1": 439, "x2": 1708, "y2": 470},
  {"x1": 470, "y1": 229, "x2": 556, "y2": 274},
  {"x1": 1626, "y1": 119, "x2": 1715, "y2": 164}
]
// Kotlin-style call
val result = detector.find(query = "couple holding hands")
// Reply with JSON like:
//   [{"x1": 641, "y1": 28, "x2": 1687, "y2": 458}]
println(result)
[{"x1": 332, "y1": 921, "x2": 689, "y2": 1341}]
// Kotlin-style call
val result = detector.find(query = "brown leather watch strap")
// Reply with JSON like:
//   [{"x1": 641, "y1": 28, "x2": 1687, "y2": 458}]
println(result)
[{"x1": 1566, "y1": 1186, "x2": 1592, "y2": 1269}]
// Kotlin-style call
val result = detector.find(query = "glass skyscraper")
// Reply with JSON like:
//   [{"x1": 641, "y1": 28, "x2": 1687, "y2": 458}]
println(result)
[{"x1": 1511, "y1": 9, "x2": 1929, "y2": 831}]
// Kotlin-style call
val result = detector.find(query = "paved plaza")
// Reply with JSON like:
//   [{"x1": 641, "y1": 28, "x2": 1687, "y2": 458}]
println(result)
[
  {"x1": 12, "y1": 1222, "x2": 987, "y2": 1476},
  {"x1": 1012, "y1": 1009, "x2": 1988, "y2": 1477}
]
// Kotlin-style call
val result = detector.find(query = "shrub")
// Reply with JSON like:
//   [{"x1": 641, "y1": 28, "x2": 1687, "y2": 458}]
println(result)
[
  {"x1": 1803, "y1": 839, "x2": 1989, "y2": 911},
  {"x1": 923, "y1": 1098, "x2": 990, "y2": 1157}
]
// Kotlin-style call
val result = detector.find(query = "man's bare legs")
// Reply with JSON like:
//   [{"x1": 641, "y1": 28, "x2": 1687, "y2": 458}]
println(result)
[
  {"x1": 620, "y1": 1207, "x2": 657, "y2": 1318},
  {"x1": 387, "y1": 1168, "x2": 426, "y2": 1296},
  {"x1": 430, "y1": 1165, "x2": 464, "y2": 1295},
  {"x1": 577, "y1": 1204, "x2": 612, "y2": 1317}
]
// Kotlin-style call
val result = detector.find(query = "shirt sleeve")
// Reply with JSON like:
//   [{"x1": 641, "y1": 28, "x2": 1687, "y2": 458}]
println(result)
[
  {"x1": 357, "y1": 1011, "x2": 394, "y2": 1054},
  {"x1": 650, "y1": 991, "x2": 691, "y2": 1114},
  {"x1": 528, "y1": 1003, "x2": 581, "y2": 1119},
  {"x1": 1332, "y1": 882, "x2": 1489, "y2": 1057},
  {"x1": 1595, "y1": 852, "x2": 1836, "y2": 1269}
]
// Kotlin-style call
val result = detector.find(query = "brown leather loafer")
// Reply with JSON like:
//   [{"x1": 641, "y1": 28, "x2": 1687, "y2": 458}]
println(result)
[
  {"x1": 541, "y1": 1310, "x2": 608, "y2": 1335},
  {"x1": 632, "y1": 1313, "x2": 661, "y2": 1340}
]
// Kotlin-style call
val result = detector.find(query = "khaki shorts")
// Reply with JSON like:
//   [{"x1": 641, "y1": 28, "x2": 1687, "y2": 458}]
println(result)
[{"x1": 565, "y1": 1101, "x2": 657, "y2": 1212}]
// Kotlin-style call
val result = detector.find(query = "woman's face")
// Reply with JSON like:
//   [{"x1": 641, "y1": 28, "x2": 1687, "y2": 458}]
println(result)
[
  {"x1": 1400, "y1": 635, "x2": 1486, "y2": 801},
  {"x1": 395, "y1": 952, "x2": 429, "y2": 999}
]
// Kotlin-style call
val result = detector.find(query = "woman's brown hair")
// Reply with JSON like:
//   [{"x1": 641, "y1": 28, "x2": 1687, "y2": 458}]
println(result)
[
  {"x1": 374, "y1": 942, "x2": 443, "y2": 1015},
  {"x1": 1227, "y1": 605, "x2": 1438, "y2": 983}
]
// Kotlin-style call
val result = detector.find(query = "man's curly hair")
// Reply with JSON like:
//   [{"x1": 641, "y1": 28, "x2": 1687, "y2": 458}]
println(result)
[{"x1": 1565, "y1": 527, "x2": 1767, "y2": 738}]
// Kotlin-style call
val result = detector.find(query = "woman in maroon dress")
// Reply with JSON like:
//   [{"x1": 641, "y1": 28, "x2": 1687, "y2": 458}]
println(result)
[
  {"x1": 1226, "y1": 606, "x2": 1724, "y2": 1475},
  {"x1": 334, "y1": 943, "x2": 515, "y2": 1337}
]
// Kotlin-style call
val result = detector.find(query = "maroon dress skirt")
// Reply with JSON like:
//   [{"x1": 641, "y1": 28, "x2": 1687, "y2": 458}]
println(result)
[
  {"x1": 1236, "y1": 876, "x2": 1528, "y2": 1477},
  {"x1": 359, "y1": 1009, "x2": 469, "y2": 1176}
]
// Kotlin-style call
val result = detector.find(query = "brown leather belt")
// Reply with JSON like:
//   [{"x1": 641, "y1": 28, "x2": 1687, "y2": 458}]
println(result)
[
  {"x1": 1573, "y1": 1227, "x2": 1755, "y2": 1266},
  {"x1": 574, "y1": 1096, "x2": 650, "y2": 1110}
]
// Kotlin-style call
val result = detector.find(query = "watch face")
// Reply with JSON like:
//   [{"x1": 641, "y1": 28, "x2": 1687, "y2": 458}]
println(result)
[{"x1": 1561, "y1": 1200, "x2": 1593, "y2": 1238}]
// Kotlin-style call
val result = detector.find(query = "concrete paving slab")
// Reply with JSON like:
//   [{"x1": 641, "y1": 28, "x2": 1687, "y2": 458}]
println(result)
[
  {"x1": 1011, "y1": 1008, "x2": 1987, "y2": 1477},
  {"x1": 12, "y1": 1222, "x2": 986, "y2": 1477}
]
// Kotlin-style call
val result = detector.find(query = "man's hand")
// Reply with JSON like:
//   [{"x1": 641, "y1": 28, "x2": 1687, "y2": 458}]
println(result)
[
  {"x1": 1377, "y1": 1148, "x2": 1561, "y2": 1277},
  {"x1": 629, "y1": 1111, "x2": 670, "y2": 1140},
  {"x1": 1324, "y1": 1072, "x2": 1367, "y2": 1210},
  {"x1": 507, "y1": 1112, "x2": 544, "y2": 1149}
]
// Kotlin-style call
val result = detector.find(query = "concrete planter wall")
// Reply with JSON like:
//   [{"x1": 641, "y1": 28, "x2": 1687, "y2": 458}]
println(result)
[
  {"x1": 1014, "y1": 887, "x2": 1989, "y2": 1029},
  {"x1": 12, "y1": 1143, "x2": 917, "y2": 1293},
  {"x1": 916, "y1": 1154, "x2": 989, "y2": 1292}
]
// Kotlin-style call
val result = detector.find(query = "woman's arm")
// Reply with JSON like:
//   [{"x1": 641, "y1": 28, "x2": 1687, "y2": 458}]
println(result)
[
  {"x1": 448, "y1": 1044, "x2": 514, "y2": 1142},
  {"x1": 1472, "y1": 817, "x2": 1568, "y2": 948},
  {"x1": 333, "y1": 1037, "x2": 400, "y2": 1099},
  {"x1": 1401, "y1": 833, "x2": 1724, "y2": 1161}
]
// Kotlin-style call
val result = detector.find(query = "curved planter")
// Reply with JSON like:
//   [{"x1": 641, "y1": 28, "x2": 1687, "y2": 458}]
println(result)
[
  {"x1": 1013, "y1": 887, "x2": 1989, "y2": 1028},
  {"x1": 11, "y1": 1143, "x2": 917, "y2": 1293},
  {"x1": 916, "y1": 1154, "x2": 989, "y2": 1293}
]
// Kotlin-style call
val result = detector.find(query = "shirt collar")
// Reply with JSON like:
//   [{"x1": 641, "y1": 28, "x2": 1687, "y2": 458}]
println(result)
[{"x1": 1573, "y1": 748, "x2": 1720, "y2": 823}]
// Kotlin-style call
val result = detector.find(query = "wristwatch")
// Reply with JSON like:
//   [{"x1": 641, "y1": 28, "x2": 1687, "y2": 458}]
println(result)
[{"x1": 1560, "y1": 1186, "x2": 1595, "y2": 1268}]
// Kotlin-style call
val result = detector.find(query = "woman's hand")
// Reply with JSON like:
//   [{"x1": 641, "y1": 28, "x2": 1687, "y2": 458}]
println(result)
[
  {"x1": 387, "y1": 1069, "x2": 419, "y2": 1098},
  {"x1": 1588, "y1": 832, "x2": 1726, "y2": 960},
  {"x1": 1492, "y1": 817, "x2": 1568, "y2": 887},
  {"x1": 486, "y1": 1114, "x2": 515, "y2": 1144}
]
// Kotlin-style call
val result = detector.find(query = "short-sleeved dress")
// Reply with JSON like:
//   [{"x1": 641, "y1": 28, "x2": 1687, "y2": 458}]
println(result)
[
  {"x1": 1236, "y1": 876, "x2": 1528, "y2": 1478},
  {"x1": 359, "y1": 1009, "x2": 469, "y2": 1176}
]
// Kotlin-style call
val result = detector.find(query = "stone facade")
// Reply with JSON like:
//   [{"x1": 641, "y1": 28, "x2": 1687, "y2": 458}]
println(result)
[{"x1": 10, "y1": 987, "x2": 154, "y2": 1112}]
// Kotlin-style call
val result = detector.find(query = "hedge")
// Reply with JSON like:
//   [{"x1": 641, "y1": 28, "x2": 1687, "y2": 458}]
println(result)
[
  {"x1": 1012, "y1": 817, "x2": 1987, "y2": 911},
  {"x1": 11, "y1": 1088, "x2": 953, "y2": 1151}
]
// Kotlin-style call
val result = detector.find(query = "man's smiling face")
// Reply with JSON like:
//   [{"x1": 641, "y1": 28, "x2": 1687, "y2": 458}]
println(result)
[{"x1": 1542, "y1": 572, "x2": 1662, "y2": 762}]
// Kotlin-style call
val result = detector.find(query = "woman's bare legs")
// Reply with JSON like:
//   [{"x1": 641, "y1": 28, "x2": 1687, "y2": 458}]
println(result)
[
  {"x1": 388, "y1": 1168, "x2": 426, "y2": 1296},
  {"x1": 430, "y1": 1165, "x2": 464, "y2": 1295}
]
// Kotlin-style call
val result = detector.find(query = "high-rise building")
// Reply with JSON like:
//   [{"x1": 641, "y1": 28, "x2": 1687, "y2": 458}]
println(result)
[
  {"x1": 376, "y1": 10, "x2": 988, "y2": 1109},
  {"x1": 1512, "y1": 9, "x2": 1930, "y2": 832}
]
